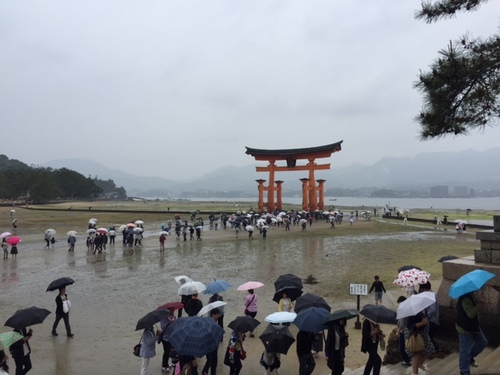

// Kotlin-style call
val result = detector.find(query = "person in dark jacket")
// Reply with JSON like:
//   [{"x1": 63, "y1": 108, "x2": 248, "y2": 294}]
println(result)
[
  {"x1": 368, "y1": 276, "x2": 386, "y2": 305},
  {"x1": 361, "y1": 319, "x2": 383, "y2": 375},
  {"x1": 296, "y1": 330, "x2": 315, "y2": 375},
  {"x1": 325, "y1": 318, "x2": 349, "y2": 375},
  {"x1": 51, "y1": 286, "x2": 73, "y2": 337},
  {"x1": 185, "y1": 294, "x2": 203, "y2": 317},
  {"x1": 9, "y1": 327, "x2": 33, "y2": 375},
  {"x1": 456, "y1": 292, "x2": 488, "y2": 375}
]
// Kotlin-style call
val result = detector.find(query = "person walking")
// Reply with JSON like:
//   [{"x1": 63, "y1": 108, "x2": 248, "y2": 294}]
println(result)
[
  {"x1": 2, "y1": 239, "x2": 8, "y2": 259},
  {"x1": 201, "y1": 308, "x2": 220, "y2": 375},
  {"x1": 184, "y1": 294, "x2": 203, "y2": 317},
  {"x1": 158, "y1": 309, "x2": 176, "y2": 373},
  {"x1": 208, "y1": 293, "x2": 225, "y2": 330},
  {"x1": 44, "y1": 232, "x2": 51, "y2": 249},
  {"x1": 159, "y1": 234, "x2": 166, "y2": 252},
  {"x1": 67, "y1": 235, "x2": 76, "y2": 252},
  {"x1": 395, "y1": 296, "x2": 411, "y2": 367},
  {"x1": 224, "y1": 331, "x2": 245, "y2": 375},
  {"x1": 368, "y1": 276, "x2": 386, "y2": 305},
  {"x1": 296, "y1": 330, "x2": 315, "y2": 375},
  {"x1": 404, "y1": 308, "x2": 434, "y2": 375},
  {"x1": 361, "y1": 319, "x2": 384, "y2": 375},
  {"x1": 419, "y1": 282, "x2": 440, "y2": 353},
  {"x1": 10, "y1": 244, "x2": 18, "y2": 259},
  {"x1": 456, "y1": 292, "x2": 488, "y2": 375},
  {"x1": 9, "y1": 327, "x2": 33, "y2": 375},
  {"x1": 0, "y1": 349, "x2": 9, "y2": 374},
  {"x1": 51, "y1": 286, "x2": 73, "y2": 337},
  {"x1": 139, "y1": 325, "x2": 158, "y2": 375},
  {"x1": 243, "y1": 289, "x2": 258, "y2": 337},
  {"x1": 325, "y1": 318, "x2": 349, "y2": 375},
  {"x1": 260, "y1": 349, "x2": 280, "y2": 375}
]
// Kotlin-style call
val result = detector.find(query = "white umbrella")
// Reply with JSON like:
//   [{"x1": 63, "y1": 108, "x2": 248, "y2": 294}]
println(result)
[
  {"x1": 89, "y1": 218, "x2": 98, "y2": 223},
  {"x1": 299, "y1": 218, "x2": 307, "y2": 224},
  {"x1": 396, "y1": 291, "x2": 436, "y2": 319},
  {"x1": 133, "y1": 227, "x2": 144, "y2": 233},
  {"x1": 178, "y1": 281, "x2": 206, "y2": 296},
  {"x1": 160, "y1": 231, "x2": 170, "y2": 236},
  {"x1": 45, "y1": 229, "x2": 56, "y2": 235},
  {"x1": 175, "y1": 275, "x2": 192, "y2": 285},
  {"x1": 118, "y1": 225, "x2": 127, "y2": 232},
  {"x1": 0, "y1": 232, "x2": 12, "y2": 239},
  {"x1": 86, "y1": 228, "x2": 96, "y2": 234},
  {"x1": 264, "y1": 311, "x2": 297, "y2": 324},
  {"x1": 245, "y1": 225, "x2": 254, "y2": 231},
  {"x1": 135, "y1": 220, "x2": 144, "y2": 225},
  {"x1": 66, "y1": 230, "x2": 77, "y2": 236},
  {"x1": 197, "y1": 301, "x2": 227, "y2": 317}
]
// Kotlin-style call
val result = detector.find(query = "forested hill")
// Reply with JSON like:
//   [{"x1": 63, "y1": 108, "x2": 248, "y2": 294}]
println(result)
[{"x1": 0, "y1": 154, "x2": 126, "y2": 203}]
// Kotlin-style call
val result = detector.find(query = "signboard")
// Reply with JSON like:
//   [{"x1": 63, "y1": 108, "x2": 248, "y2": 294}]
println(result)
[{"x1": 350, "y1": 283, "x2": 368, "y2": 296}]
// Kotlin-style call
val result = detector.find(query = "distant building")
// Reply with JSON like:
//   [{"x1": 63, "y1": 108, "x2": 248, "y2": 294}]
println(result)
[
  {"x1": 452, "y1": 186, "x2": 469, "y2": 197},
  {"x1": 430, "y1": 185, "x2": 449, "y2": 198}
]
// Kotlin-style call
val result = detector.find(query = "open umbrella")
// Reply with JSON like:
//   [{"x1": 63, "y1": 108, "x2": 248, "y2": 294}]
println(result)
[
  {"x1": 118, "y1": 224, "x2": 127, "y2": 232},
  {"x1": 359, "y1": 304, "x2": 397, "y2": 325},
  {"x1": 133, "y1": 227, "x2": 144, "y2": 233},
  {"x1": 449, "y1": 269, "x2": 495, "y2": 299},
  {"x1": 397, "y1": 265, "x2": 422, "y2": 273},
  {"x1": 197, "y1": 301, "x2": 227, "y2": 317},
  {"x1": 86, "y1": 229, "x2": 96, "y2": 234},
  {"x1": 45, "y1": 229, "x2": 56, "y2": 235},
  {"x1": 0, "y1": 331, "x2": 23, "y2": 350},
  {"x1": 178, "y1": 281, "x2": 206, "y2": 295},
  {"x1": 274, "y1": 274, "x2": 303, "y2": 291},
  {"x1": 438, "y1": 255, "x2": 459, "y2": 262},
  {"x1": 237, "y1": 281, "x2": 264, "y2": 291},
  {"x1": 157, "y1": 302, "x2": 184, "y2": 311},
  {"x1": 135, "y1": 220, "x2": 144, "y2": 225},
  {"x1": 46, "y1": 277, "x2": 75, "y2": 292},
  {"x1": 293, "y1": 307, "x2": 330, "y2": 332},
  {"x1": 66, "y1": 230, "x2": 78, "y2": 236},
  {"x1": 264, "y1": 312, "x2": 297, "y2": 324},
  {"x1": 175, "y1": 275, "x2": 192, "y2": 285},
  {"x1": 160, "y1": 231, "x2": 170, "y2": 236},
  {"x1": 89, "y1": 218, "x2": 98, "y2": 223},
  {"x1": 126, "y1": 223, "x2": 137, "y2": 228},
  {"x1": 5, "y1": 306, "x2": 51, "y2": 329},
  {"x1": 259, "y1": 324, "x2": 295, "y2": 354},
  {"x1": 323, "y1": 309, "x2": 360, "y2": 325},
  {"x1": 294, "y1": 293, "x2": 331, "y2": 313},
  {"x1": 227, "y1": 315, "x2": 261, "y2": 333},
  {"x1": 136, "y1": 309, "x2": 169, "y2": 331},
  {"x1": 0, "y1": 232, "x2": 12, "y2": 239},
  {"x1": 96, "y1": 227, "x2": 108, "y2": 234},
  {"x1": 272, "y1": 287, "x2": 303, "y2": 303},
  {"x1": 204, "y1": 280, "x2": 232, "y2": 295},
  {"x1": 397, "y1": 292, "x2": 436, "y2": 319},
  {"x1": 393, "y1": 269, "x2": 431, "y2": 287},
  {"x1": 167, "y1": 316, "x2": 223, "y2": 357},
  {"x1": 6, "y1": 237, "x2": 20, "y2": 245}
]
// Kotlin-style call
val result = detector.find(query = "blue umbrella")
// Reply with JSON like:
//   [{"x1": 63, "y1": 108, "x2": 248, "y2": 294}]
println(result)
[
  {"x1": 449, "y1": 269, "x2": 495, "y2": 299},
  {"x1": 293, "y1": 307, "x2": 330, "y2": 332},
  {"x1": 204, "y1": 280, "x2": 232, "y2": 295},
  {"x1": 167, "y1": 316, "x2": 223, "y2": 357}
]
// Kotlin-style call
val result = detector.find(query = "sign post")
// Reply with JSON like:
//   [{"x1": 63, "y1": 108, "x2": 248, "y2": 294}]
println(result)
[{"x1": 350, "y1": 283, "x2": 368, "y2": 329}]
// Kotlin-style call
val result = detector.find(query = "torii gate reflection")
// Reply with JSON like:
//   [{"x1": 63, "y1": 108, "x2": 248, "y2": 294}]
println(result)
[{"x1": 245, "y1": 141, "x2": 343, "y2": 212}]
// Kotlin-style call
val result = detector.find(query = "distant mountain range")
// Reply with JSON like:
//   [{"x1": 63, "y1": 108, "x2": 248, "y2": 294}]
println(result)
[{"x1": 43, "y1": 147, "x2": 500, "y2": 197}]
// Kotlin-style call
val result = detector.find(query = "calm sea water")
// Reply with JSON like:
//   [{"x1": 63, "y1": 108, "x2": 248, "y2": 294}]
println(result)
[{"x1": 187, "y1": 196, "x2": 500, "y2": 211}]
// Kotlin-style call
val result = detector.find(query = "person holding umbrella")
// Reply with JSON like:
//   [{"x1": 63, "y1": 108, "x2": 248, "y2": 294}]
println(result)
[
  {"x1": 201, "y1": 308, "x2": 221, "y2": 375},
  {"x1": 296, "y1": 330, "x2": 315, "y2": 375},
  {"x1": 158, "y1": 308, "x2": 176, "y2": 373},
  {"x1": 404, "y1": 307, "x2": 433, "y2": 375},
  {"x1": 243, "y1": 289, "x2": 258, "y2": 337},
  {"x1": 139, "y1": 325, "x2": 159, "y2": 375},
  {"x1": 456, "y1": 291, "x2": 488, "y2": 375},
  {"x1": 10, "y1": 327, "x2": 33, "y2": 375},
  {"x1": 0, "y1": 349, "x2": 9, "y2": 374},
  {"x1": 51, "y1": 286, "x2": 73, "y2": 337},
  {"x1": 325, "y1": 318, "x2": 349, "y2": 375}
]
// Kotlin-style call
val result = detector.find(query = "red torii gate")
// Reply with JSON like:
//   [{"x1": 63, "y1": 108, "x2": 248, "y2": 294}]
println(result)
[{"x1": 245, "y1": 141, "x2": 343, "y2": 212}]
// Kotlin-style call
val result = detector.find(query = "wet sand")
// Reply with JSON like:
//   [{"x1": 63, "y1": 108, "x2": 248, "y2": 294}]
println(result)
[{"x1": 0, "y1": 210, "x2": 462, "y2": 375}]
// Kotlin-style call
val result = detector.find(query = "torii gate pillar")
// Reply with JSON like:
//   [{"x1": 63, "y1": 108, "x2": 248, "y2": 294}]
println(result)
[{"x1": 300, "y1": 178, "x2": 310, "y2": 212}]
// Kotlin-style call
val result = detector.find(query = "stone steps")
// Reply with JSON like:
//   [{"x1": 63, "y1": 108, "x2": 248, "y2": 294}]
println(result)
[{"x1": 341, "y1": 345, "x2": 500, "y2": 375}]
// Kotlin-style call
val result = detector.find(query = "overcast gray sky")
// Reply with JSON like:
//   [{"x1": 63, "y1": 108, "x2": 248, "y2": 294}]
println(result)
[{"x1": 1, "y1": 1, "x2": 499, "y2": 180}]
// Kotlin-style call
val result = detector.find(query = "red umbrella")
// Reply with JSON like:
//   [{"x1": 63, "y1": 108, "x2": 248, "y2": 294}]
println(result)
[
  {"x1": 157, "y1": 302, "x2": 184, "y2": 311},
  {"x1": 6, "y1": 236, "x2": 20, "y2": 245}
]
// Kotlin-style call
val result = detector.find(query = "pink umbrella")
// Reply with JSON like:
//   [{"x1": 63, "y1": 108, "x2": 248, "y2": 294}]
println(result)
[
  {"x1": 0, "y1": 232, "x2": 12, "y2": 239},
  {"x1": 393, "y1": 269, "x2": 430, "y2": 287},
  {"x1": 237, "y1": 281, "x2": 264, "y2": 291},
  {"x1": 6, "y1": 236, "x2": 21, "y2": 246},
  {"x1": 97, "y1": 228, "x2": 108, "y2": 234}
]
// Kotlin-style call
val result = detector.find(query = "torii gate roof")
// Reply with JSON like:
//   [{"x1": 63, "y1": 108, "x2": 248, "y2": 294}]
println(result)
[{"x1": 245, "y1": 141, "x2": 343, "y2": 161}]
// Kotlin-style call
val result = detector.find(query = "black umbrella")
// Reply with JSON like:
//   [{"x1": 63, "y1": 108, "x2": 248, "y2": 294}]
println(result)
[
  {"x1": 323, "y1": 309, "x2": 360, "y2": 325},
  {"x1": 293, "y1": 307, "x2": 330, "y2": 332},
  {"x1": 259, "y1": 324, "x2": 295, "y2": 354},
  {"x1": 5, "y1": 306, "x2": 51, "y2": 329},
  {"x1": 272, "y1": 287, "x2": 303, "y2": 303},
  {"x1": 294, "y1": 293, "x2": 331, "y2": 313},
  {"x1": 136, "y1": 309, "x2": 169, "y2": 331},
  {"x1": 227, "y1": 315, "x2": 260, "y2": 333},
  {"x1": 438, "y1": 255, "x2": 458, "y2": 262},
  {"x1": 46, "y1": 277, "x2": 75, "y2": 292},
  {"x1": 397, "y1": 265, "x2": 422, "y2": 273},
  {"x1": 359, "y1": 304, "x2": 397, "y2": 325},
  {"x1": 274, "y1": 274, "x2": 303, "y2": 292}
]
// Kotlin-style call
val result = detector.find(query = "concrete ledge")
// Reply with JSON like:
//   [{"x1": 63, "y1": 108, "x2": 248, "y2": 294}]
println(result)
[{"x1": 477, "y1": 230, "x2": 500, "y2": 241}]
